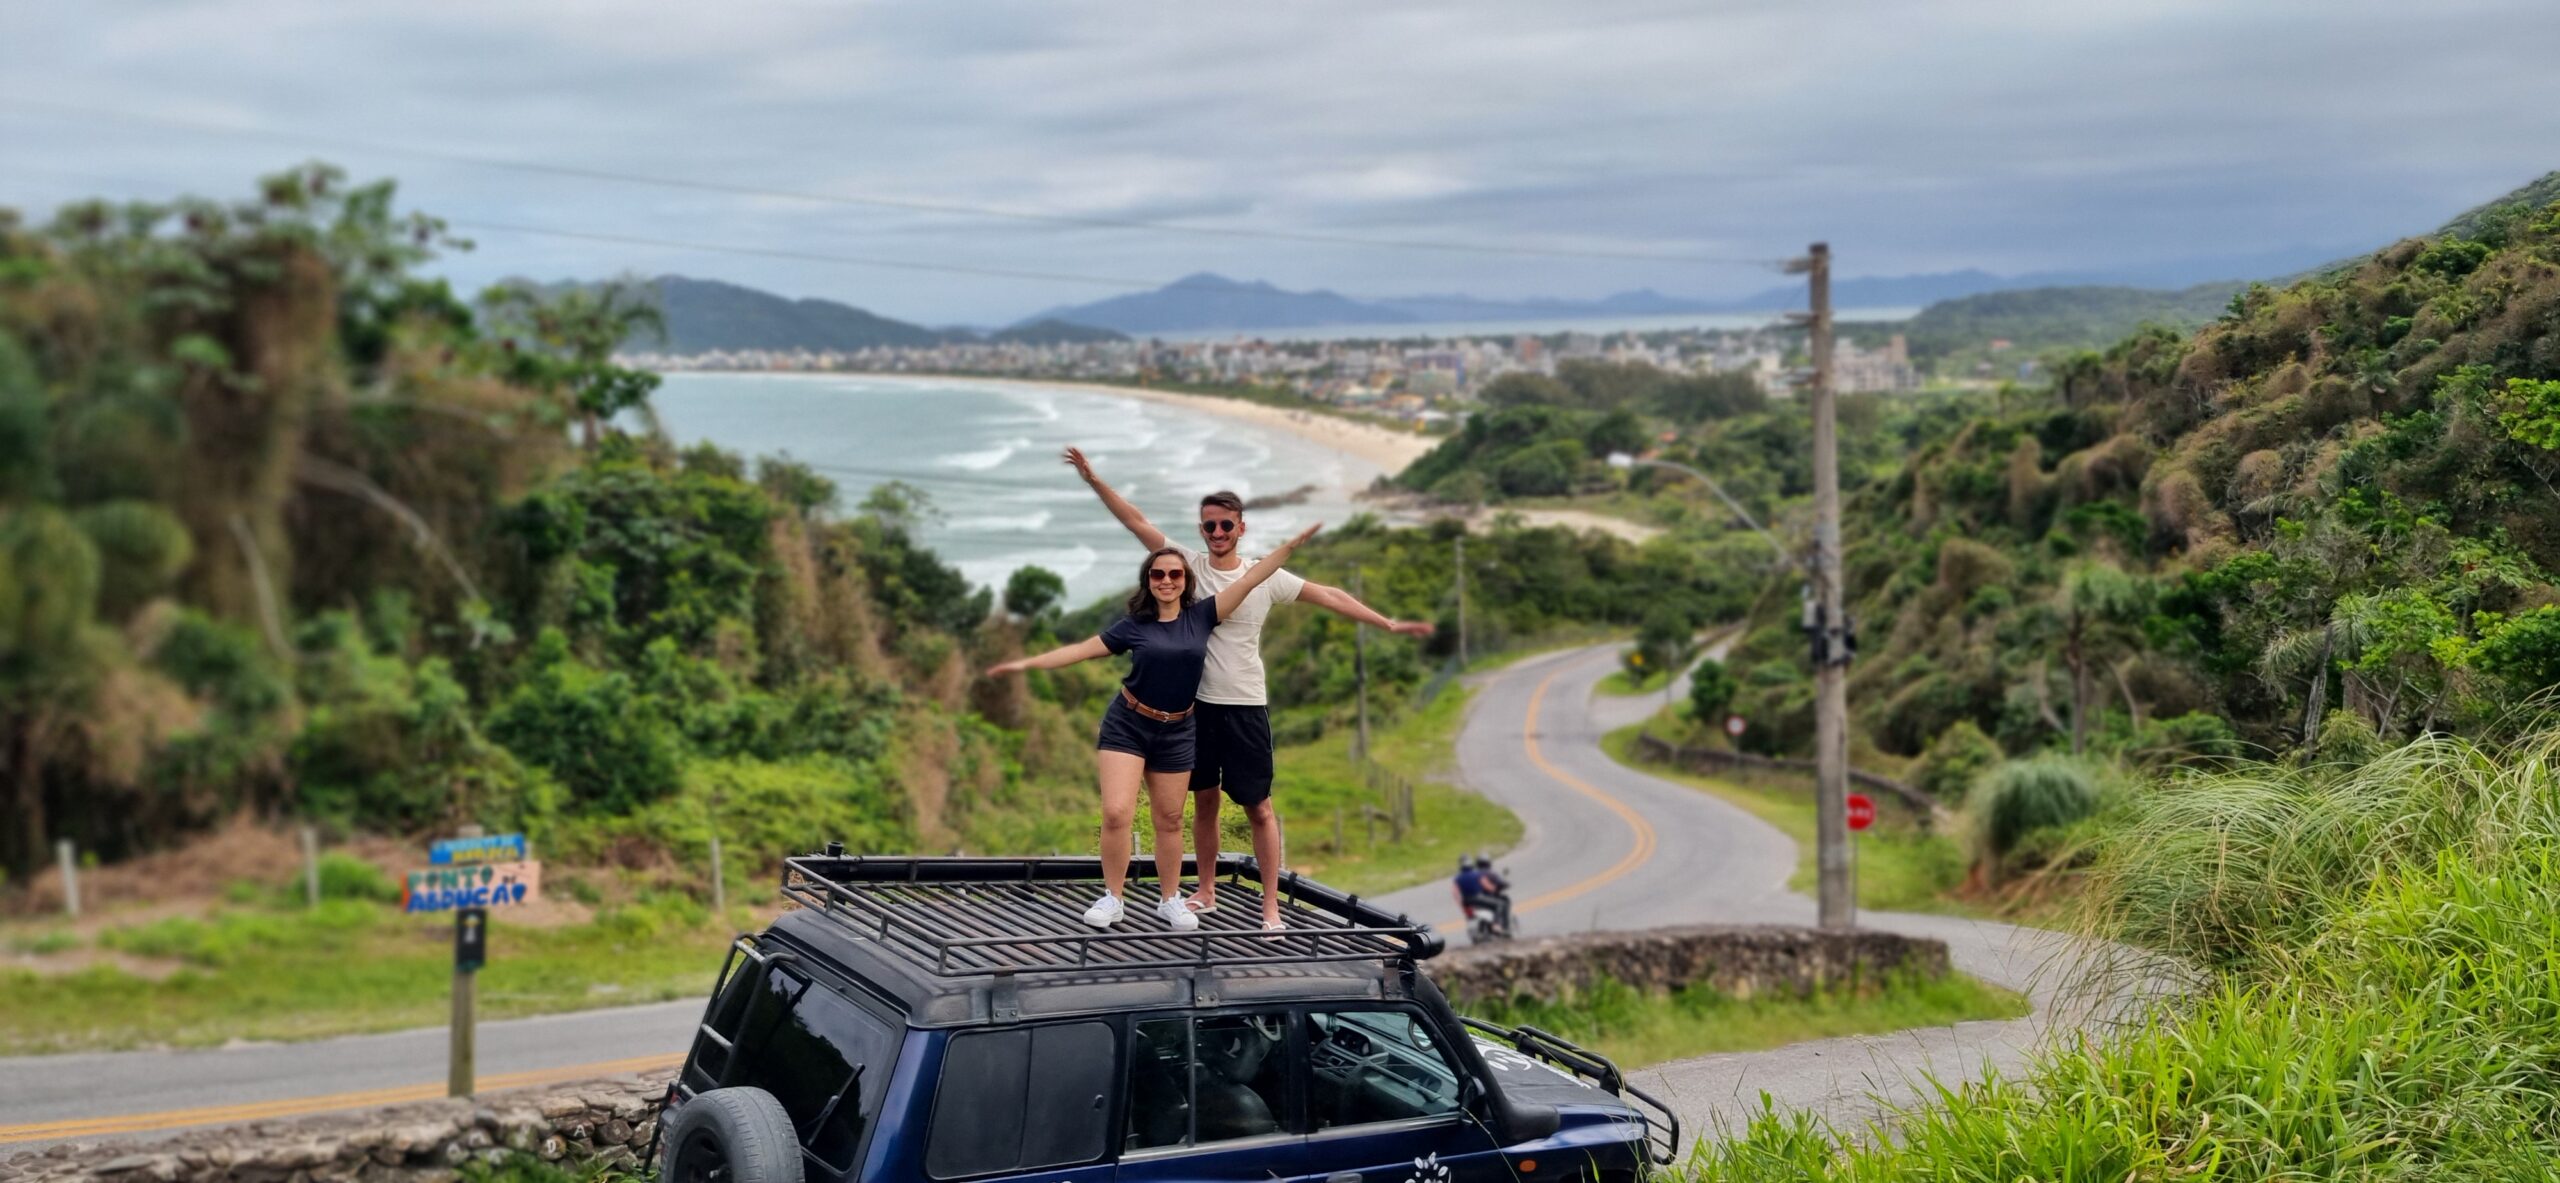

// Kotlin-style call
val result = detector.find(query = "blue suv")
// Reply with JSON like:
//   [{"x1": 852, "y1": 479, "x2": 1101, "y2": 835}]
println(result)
[{"x1": 655, "y1": 852, "x2": 1674, "y2": 1183}]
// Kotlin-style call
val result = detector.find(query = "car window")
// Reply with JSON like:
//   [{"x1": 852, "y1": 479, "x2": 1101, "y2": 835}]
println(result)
[
  {"x1": 1307, "y1": 1009, "x2": 1464, "y2": 1130},
  {"x1": 742, "y1": 970, "x2": 902, "y2": 1172},
  {"x1": 925, "y1": 1021, "x2": 1114, "y2": 1179},
  {"x1": 1126, "y1": 1013, "x2": 1292, "y2": 1151}
]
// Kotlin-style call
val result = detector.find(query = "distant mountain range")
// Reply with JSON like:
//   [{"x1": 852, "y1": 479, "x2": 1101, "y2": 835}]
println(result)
[
  {"x1": 1019, "y1": 245, "x2": 2354, "y2": 337},
  {"x1": 559, "y1": 174, "x2": 2560, "y2": 356},
  {"x1": 539, "y1": 275, "x2": 1133, "y2": 354}
]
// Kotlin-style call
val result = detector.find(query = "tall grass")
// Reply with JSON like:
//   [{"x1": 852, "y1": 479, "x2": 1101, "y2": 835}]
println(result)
[{"x1": 1678, "y1": 728, "x2": 2560, "y2": 1179}]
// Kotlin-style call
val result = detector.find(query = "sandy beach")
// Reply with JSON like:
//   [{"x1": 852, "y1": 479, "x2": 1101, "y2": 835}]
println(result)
[{"x1": 957, "y1": 376, "x2": 1439, "y2": 475}]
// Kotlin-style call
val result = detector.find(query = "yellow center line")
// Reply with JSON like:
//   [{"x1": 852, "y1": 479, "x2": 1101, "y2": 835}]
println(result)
[
  {"x1": 0, "y1": 1052, "x2": 683, "y2": 1144},
  {"x1": 1427, "y1": 660, "x2": 1660, "y2": 929}
]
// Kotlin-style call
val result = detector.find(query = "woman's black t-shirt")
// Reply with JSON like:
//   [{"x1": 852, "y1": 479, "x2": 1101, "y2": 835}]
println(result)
[{"x1": 1099, "y1": 598, "x2": 1219, "y2": 713}]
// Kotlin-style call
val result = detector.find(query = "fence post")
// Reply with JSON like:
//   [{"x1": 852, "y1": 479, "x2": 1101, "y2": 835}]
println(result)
[
  {"x1": 708, "y1": 835, "x2": 726, "y2": 915},
  {"x1": 55, "y1": 839, "x2": 78, "y2": 918},
  {"x1": 302, "y1": 825, "x2": 321, "y2": 909}
]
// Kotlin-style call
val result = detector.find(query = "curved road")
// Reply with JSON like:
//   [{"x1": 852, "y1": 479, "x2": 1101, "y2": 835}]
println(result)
[{"x1": 0, "y1": 641, "x2": 2092, "y2": 1151}]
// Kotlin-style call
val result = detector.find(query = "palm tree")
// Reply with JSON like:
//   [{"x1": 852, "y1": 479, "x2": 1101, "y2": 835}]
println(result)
[
  {"x1": 2054, "y1": 560, "x2": 2143, "y2": 755},
  {"x1": 480, "y1": 279, "x2": 668, "y2": 446}
]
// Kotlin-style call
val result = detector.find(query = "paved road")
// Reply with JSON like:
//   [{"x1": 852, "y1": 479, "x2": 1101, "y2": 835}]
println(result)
[
  {"x1": 2, "y1": 640, "x2": 2097, "y2": 1152},
  {"x1": 1384, "y1": 642, "x2": 2101, "y2": 1146}
]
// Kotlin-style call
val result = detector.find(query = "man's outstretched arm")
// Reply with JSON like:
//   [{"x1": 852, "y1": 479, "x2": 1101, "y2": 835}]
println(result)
[
  {"x1": 1062, "y1": 445, "x2": 1169, "y2": 551},
  {"x1": 1299, "y1": 582, "x2": 1436, "y2": 637}
]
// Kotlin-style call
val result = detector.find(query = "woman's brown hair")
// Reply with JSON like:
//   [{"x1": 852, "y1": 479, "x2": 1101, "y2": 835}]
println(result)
[{"x1": 1125, "y1": 546, "x2": 1197, "y2": 618}]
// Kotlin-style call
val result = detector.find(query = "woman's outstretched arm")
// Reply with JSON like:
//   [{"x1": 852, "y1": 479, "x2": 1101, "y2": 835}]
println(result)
[
  {"x1": 1213, "y1": 522, "x2": 1322, "y2": 622},
  {"x1": 985, "y1": 635, "x2": 1111, "y2": 677}
]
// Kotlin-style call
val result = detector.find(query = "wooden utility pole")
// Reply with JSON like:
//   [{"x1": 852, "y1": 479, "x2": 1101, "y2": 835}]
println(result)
[
  {"x1": 1454, "y1": 537, "x2": 1469, "y2": 666},
  {"x1": 1352, "y1": 567, "x2": 1372, "y2": 762},
  {"x1": 1791, "y1": 241, "x2": 1855, "y2": 930}
]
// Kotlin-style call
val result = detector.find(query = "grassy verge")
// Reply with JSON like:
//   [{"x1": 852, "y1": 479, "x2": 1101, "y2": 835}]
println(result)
[
  {"x1": 1676, "y1": 728, "x2": 2560, "y2": 1180},
  {"x1": 0, "y1": 687, "x2": 1508, "y2": 1052},
  {"x1": 1462, "y1": 970, "x2": 2027, "y2": 1070},
  {"x1": 0, "y1": 895, "x2": 736, "y2": 1054},
  {"x1": 1600, "y1": 722, "x2": 1973, "y2": 916},
  {"x1": 1266, "y1": 686, "x2": 1520, "y2": 898},
  {"x1": 1594, "y1": 667, "x2": 1673, "y2": 697}
]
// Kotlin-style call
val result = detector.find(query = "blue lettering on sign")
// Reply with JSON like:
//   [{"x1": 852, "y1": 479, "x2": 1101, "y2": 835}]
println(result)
[
  {"x1": 430, "y1": 834, "x2": 527, "y2": 865},
  {"x1": 403, "y1": 882, "x2": 530, "y2": 914}
]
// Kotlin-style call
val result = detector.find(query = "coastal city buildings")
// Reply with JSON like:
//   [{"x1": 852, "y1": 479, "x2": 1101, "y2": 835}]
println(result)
[{"x1": 617, "y1": 326, "x2": 1921, "y2": 419}]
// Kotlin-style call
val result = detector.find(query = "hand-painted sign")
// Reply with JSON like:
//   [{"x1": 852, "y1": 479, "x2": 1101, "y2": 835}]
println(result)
[
  {"x1": 404, "y1": 861, "x2": 542, "y2": 913},
  {"x1": 430, "y1": 833, "x2": 527, "y2": 865}
]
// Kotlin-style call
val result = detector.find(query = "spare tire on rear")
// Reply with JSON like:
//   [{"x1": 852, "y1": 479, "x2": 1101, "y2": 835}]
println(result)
[{"x1": 659, "y1": 1087, "x2": 803, "y2": 1183}]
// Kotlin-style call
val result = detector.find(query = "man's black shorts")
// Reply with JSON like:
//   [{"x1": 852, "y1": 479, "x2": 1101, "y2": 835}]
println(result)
[
  {"x1": 1096, "y1": 697, "x2": 1195, "y2": 773},
  {"x1": 1189, "y1": 702, "x2": 1275, "y2": 806}
]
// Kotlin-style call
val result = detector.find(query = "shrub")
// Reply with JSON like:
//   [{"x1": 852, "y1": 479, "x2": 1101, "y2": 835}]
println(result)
[
  {"x1": 485, "y1": 629, "x2": 683, "y2": 814},
  {"x1": 1970, "y1": 757, "x2": 2100, "y2": 867},
  {"x1": 1001, "y1": 565, "x2": 1066, "y2": 622},
  {"x1": 2122, "y1": 711, "x2": 2241, "y2": 769},
  {"x1": 316, "y1": 853, "x2": 399, "y2": 903},
  {"x1": 1687, "y1": 658, "x2": 1737, "y2": 724},
  {"x1": 1913, "y1": 720, "x2": 2001, "y2": 804}
]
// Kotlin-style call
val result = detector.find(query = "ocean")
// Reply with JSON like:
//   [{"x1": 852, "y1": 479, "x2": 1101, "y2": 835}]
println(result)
[{"x1": 649, "y1": 374, "x2": 1392, "y2": 606}]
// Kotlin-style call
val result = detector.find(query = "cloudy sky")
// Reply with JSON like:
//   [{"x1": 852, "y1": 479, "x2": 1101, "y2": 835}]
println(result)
[{"x1": 5, "y1": 0, "x2": 2556, "y2": 325}]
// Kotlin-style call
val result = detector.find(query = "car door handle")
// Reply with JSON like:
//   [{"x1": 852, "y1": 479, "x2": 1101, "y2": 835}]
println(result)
[{"x1": 1325, "y1": 1174, "x2": 1362, "y2": 1183}]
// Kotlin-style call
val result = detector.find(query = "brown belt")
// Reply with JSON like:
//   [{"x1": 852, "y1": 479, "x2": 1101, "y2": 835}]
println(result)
[{"x1": 1120, "y1": 686, "x2": 1195, "y2": 723}]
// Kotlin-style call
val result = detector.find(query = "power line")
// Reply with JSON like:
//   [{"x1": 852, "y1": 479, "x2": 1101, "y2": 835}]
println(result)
[{"x1": 2, "y1": 97, "x2": 1789, "y2": 269}]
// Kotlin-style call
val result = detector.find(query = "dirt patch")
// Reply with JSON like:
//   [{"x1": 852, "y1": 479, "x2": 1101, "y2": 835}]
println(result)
[{"x1": 2, "y1": 817, "x2": 413, "y2": 922}]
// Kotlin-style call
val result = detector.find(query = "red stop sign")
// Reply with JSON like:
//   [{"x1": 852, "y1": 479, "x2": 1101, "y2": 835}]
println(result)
[{"x1": 1845, "y1": 793, "x2": 1875, "y2": 831}]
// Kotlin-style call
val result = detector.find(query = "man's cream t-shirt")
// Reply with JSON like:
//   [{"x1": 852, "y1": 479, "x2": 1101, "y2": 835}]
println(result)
[{"x1": 1176, "y1": 545, "x2": 1304, "y2": 706}]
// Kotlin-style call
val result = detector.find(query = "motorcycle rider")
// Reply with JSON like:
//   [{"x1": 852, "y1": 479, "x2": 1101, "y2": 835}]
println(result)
[{"x1": 1454, "y1": 854, "x2": 1513, "y2": 936}]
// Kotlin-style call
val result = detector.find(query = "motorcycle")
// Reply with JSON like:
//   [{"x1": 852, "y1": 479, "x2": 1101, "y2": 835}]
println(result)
[{"x1": 1457, "y1": 867, "x2": 1517, "y2": 945}]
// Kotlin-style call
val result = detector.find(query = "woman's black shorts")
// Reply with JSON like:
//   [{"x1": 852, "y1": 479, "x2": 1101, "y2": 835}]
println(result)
[{"x1": 1096, "y1": 696, "x2": 1196, "y2": 773}]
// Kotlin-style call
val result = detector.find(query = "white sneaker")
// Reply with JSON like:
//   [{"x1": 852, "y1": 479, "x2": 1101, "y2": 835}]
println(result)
[
  {"x1": 1156, "y1": 896, "x2": 1201, "y2": 932},
  {"x1": 1082, "y1": 892, "x2": 1126, "y2": 928}
]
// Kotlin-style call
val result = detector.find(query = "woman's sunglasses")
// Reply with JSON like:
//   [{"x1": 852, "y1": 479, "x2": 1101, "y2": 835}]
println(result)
[
  {"x1": 1199, "y1": 520, "x2": 1241, "y2": 535},
  {"x1": 1147, "y1": 568, "x2": 1188, "y2": 582}
]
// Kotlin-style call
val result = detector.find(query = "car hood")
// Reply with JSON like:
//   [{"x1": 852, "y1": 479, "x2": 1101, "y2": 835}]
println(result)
[{"x1": 1469, "y1": 1036, "x2": 1629, "y2": 1110}]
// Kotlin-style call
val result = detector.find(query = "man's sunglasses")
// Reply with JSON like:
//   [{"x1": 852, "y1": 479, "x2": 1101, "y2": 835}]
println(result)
[
  {"x1": 1146, "y1": 568, "x2": 1188, "y2": 582},
  {"x1": 1199, "y1": 520, "x2": 1241, "y2": 535}
]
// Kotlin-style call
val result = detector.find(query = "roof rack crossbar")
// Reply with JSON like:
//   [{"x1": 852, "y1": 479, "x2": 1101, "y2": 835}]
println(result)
[{"x1": 778, "y1": 854, "x2": 1442, "y2": 979}]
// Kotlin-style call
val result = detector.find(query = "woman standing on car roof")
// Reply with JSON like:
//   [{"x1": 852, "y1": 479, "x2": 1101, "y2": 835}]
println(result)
[{"x1": 985, "y1": 522, "x2": 1321, "y2": 933}]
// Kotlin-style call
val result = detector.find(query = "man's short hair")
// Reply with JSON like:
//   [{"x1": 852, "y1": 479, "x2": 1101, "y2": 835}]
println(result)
[{"x1": 1199, "y1": 491, "x2": 1246, "y2": 516}]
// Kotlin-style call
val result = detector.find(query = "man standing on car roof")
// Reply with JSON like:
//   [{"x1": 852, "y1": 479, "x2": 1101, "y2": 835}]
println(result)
[{"x1": 1065, "y1": 446, "x2": 1434, "y2": 931}]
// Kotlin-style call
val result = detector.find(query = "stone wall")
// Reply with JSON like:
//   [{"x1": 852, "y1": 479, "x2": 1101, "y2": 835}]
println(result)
[
  {"x1": 0, "y1": 1070, "x2": 674, "y2": 1183},
  {"x1": 1428, "y1": 924, "x2": 1950, "y2": 1004}
]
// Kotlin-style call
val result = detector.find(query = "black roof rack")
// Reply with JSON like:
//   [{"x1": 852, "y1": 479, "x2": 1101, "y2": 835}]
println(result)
[{"x1": 779, "y1": 853, "x2": 1442, "y2": 979}]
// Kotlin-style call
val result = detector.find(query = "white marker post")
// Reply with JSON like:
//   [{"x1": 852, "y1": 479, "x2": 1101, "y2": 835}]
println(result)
[
  {"x1": 709, "y1": 835, "x2": 726, "y2": 916},
  {"x1": 55, "y1": 839, "x2": 79, "y2": 918},
  {"x1": 302, "y1": 825, "x2": 320, "y2": 909}
]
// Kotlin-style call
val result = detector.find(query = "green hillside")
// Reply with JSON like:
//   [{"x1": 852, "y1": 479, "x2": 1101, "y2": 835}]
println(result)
[
  {"x1": 1709, "y1": 178, "x2": 2560, "y2": 766},
  {"x1": 1895, "y1": 281, "x2": 2240, "y2": 363}
]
